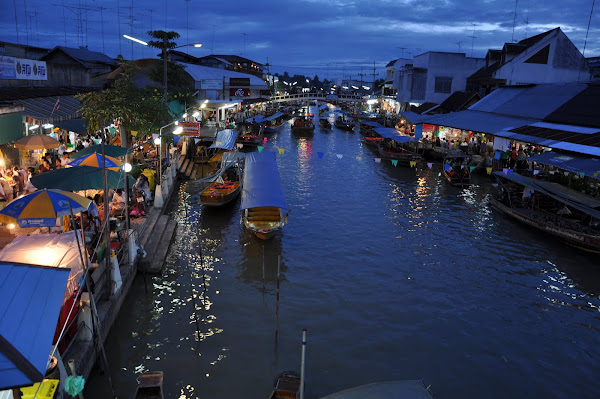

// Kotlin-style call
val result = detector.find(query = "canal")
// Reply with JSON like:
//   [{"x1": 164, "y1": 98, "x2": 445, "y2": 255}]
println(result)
[{"x1": 86, "y1": 107, "x2": 600, "y2": 398}]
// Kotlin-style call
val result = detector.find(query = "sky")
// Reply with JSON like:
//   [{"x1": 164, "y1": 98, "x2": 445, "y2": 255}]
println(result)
[{"x1": 1, "y1": 0, "x2": 599, "y2": 82}]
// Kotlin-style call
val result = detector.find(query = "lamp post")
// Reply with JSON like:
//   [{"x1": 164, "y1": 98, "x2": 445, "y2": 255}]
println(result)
[{"x1": 123, "y1": 34, "x2": 202, "y2": 105}]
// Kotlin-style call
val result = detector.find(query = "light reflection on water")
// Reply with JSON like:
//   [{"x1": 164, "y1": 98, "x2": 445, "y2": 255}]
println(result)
[{"x1": 86, "y1": 108, "x2": 600, "y2": 399}]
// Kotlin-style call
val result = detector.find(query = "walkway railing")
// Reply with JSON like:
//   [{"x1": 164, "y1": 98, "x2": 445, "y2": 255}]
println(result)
[{"x1": 271, "y1": 92, "x2": 366, "y2": 103}]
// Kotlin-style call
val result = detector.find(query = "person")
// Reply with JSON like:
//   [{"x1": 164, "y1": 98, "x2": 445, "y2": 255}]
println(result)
[
  {"x1": 111, "y1": 189, "x2": 127, "y2": 218},
  {"x1": 0, "y1": 173, "x2": 13, "y2": 203},
  {"x1": 57, "y1": 140, "x2": 66, "y2": 156},
  {"x1": 40, "y1": 159, "x2": 52, "y2": 173},
  {"x1": 54, "y1": 158, "x2": 62, "y2": 169},
  {"x1": 24, "y1": 168, "x2": 37, "y2": 193},
  {"x1": 61, "y1": 153, "x2": 71, "y2": 167},
  {"x1": 11, "y1": 174, "x2": 24, "y2": 197}
]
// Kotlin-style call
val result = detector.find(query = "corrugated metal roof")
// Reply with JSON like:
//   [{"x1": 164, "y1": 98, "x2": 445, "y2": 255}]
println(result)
[
  {"x1": 469, "y1": 84, "x2": 587, "y2": 119},
  {"x1": 401, "y1": 111, "x2": 430, "y2": 124},
  {"x1": 496, "y1": 130, "x2": 600, "y2": 157},
  {"x1": 11, "y1": 95, "x2": 81, "y2": 123},
  {"x1": 51, "y1": 46, "x2": 117, "y2": 66},
  {"x1": 179, "y1": 63, "x2": 268, "y2": 89},
  {"x1": 421, "y1": 110, "x2": 536, "y2": 134},
  {"x1": 0, "y1": 263, "x2": 70, "y2": 389}
]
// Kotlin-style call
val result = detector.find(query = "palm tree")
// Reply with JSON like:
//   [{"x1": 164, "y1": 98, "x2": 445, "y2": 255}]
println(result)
[{"x1": 147, "y1": 30, "x2": 181, "y2": 104}]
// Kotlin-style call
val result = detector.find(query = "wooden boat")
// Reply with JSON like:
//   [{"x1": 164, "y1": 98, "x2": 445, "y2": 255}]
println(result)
[
  {"x1": 200, "y1": 166, "x2": 241, "y2": 207},
  {"x1": 134, "y1": 371, "x2": 164, "y2": 399},
  {"x1": 490, "y1": 171, "x2": 600, "y2": 253},
  {"x1": 360, "y1": 121, "x2": 383, "y2": 147},
  {"x1": 241, "y1": 152, "x2": 289, "y2": 239},
  {"x1": 237, "y1": 120, "x2": 264, "y2": 146},
  {"x1": 268, "y1": 371, "x2": 301, "y2": 399},
  {"x1": 264, "y1": 112, "x2": 285, "y2": 134},
  {"x1": 377, "y1": 143, "x2": 422, "y2": 166},
  {"x1": 442, "y1": 151, "x2": 471, "y2": 187},
  {"x1": 334, "y1": 115, "x2": 355, "y2": 131},
  {"x1": 291, "y1": 115, "x2": 315, "y2": 136},
  {"x1": 319, "y1": 118, "x2": 332, "y2": 130}
]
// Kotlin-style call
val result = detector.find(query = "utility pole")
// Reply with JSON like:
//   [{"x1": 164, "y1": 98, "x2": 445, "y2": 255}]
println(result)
[
  {"x1": 358, "y1": 68, "x2": 366, "y2": 95},
  {"x1": 371, "y1": 61, "x2": 378, "y2": 96},
  {"x1": 468, "y1": 23, "x2": 478, "y2": 57},
  {"x1": 511, "y1": 0, "x2": 519, "y2": 42}
]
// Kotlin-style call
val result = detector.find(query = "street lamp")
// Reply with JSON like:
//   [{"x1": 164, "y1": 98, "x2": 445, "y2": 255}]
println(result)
[{"x1": 123, "y1": 35, "x2": 202, "y2": 104}]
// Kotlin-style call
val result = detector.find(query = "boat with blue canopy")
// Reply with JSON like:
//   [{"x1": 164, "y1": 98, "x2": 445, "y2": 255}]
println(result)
[
  {"x1": 374, "y1": 127, "x2": 422, "y2": 166},
  {"x1": 241, "y1": 152, "x2": 289, "y2": 239},
  {"x1": 199, "y1": 151, "x2": 244, "y2": 207},
  {"x1": 196, "y1": 129, "x2": 238, "y2": 164},
  {"x1": 264, "y1": 112, "x2": 285, "y2": 134}
]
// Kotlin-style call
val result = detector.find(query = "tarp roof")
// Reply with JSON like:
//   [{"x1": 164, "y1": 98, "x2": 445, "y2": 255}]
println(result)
[
  {"x1": 10, "y1": 95, "x2": 81, "y2": 123},
  {"x1": 0, "y1": 232, "x2": 88, "y2": 303},
  {"x1": 209, "y1": 129, "x2": 238, "y2": 150},
  {"x1": 527, "y1": 152, "x2": 600, "y2": 179},
  {"x1": 401, "y1": 111, "x2": 430, "y2": 124},
  {"x1": 374, "y1": 127, "x2": 418, "y2": 143},
  {"x1": 360, "y1": 121, "x2": 382, "y2": 127},
  {"x1": 241, "y1": 152, "x2": 288, "y2": 210},
  {"x1": 247, "y1": 115, "x2": 266, "y2": 123},
  {"x1": 421, "y1": 110, "x2": 536, "y2": 135},
  {"x1": 0, "y1": 263, "x2": 70, "y2": 389},
  {"x1": 264, "y1": 112, "x2": 284, "y2": 122}
]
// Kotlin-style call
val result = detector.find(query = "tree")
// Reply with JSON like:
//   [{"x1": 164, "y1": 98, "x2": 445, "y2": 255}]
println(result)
[{"x1": 147, "y1": 30, "x2": 181, "y2": 104}]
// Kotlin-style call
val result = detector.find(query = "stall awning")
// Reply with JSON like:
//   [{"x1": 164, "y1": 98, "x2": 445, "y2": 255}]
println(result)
[
  {"x1": 401, "y1": 111, "x2": 431, "y2": 124},
  {"x1": 360, "y1": 121, "x2": 382, "y2": 127},
  {"x1": 527, "y1": 152, "x2": 600, "y2": 179},
  {"x1": 0, "y1": 263, "x2": 70, "y2": 389},
  {"x1": 420, "y1": 110, "x2": 536, "y2": 135},
  {"x1": 0, "y1": 113, "x2": 24, "y2": 145},
  {"x1": 209, "y1": 129, "x2": 238, "y2": 150},
  {"x1": 374, "y1": 127, "x2": 418, "y2": 143},
  {"x1": 54, "y1": 118, "x2": 87, "y2": 134},
  {"x1": 11, "y1": 95, "x2": 81, "y2": 123},
  {"x1": 241, "y1": 152, "x2": 288, "y2": 210}
]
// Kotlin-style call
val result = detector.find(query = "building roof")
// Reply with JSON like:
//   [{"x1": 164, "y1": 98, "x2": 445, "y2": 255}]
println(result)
[
  {"x1": 544, "y1": 85, "x2": 600, "y2": 128},
  {"x1": 179, "y1": 63, "x2": 268, "y2": 88},
  {"x1": 468, "y1": 60, "x2": 501, "y2": 80},
  {"x1": 41, "y1": 46, "x2": 117, "y2": 68},
  {"x1": 423, "y1": 109, "x2": 537, "y2": 134},
  {"x1": 0, "y1": 86, "x2": 91, "y2": 102},
  {"x1": 435, "y1": 91, "x2": 481, "y2": 112},
  {"x1": 204, "y1": 54, "x2": 263, "y2": 67}
]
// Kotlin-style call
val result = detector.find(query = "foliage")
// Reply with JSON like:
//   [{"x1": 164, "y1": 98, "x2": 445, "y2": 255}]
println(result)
[
  {"x1": 146, "y1": 30, "x2": 181, "y2": 51},
  {"x1": 146, "y1": 61, "x2": 196, "y2": 105},
  {"x1": 77, "y1": 62, "x2": 171, "y2": 142}
]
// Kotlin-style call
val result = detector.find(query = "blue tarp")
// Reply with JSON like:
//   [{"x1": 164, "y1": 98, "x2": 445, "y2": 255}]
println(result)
[
  {"x1": 0, "y1": 263, "x2": 70, "y2": 389},
  {"x1": 374, "y1": 127, "x2": 418, "y2": 144},
  {"x1": 209, "y1": 129, "x2": 238, "y2": 150},
  {"x1": 241, "y1": 152, "x2": 288, "y2": 210},
  {"x1": 246, "y1": 115, "x2": 266, "y2": 123},
  {"x1": 527, "y1": 152, "x2": 600, "y2": 179},
  {"x1": 360, "y1": 121, "x2": 382, "y2": 127},
  {"x1": 264, "y1": 112, "x2": 284, "y2": 122}
]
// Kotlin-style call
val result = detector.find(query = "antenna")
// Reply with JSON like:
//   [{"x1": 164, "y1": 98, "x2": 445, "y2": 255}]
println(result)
[
  {"x1": 456, "y1": 41, "x2": 463, "y2": 52},
  {"x1": 523, "y1": 16, "x2": 529, "y2": 39},
  {"x1": 468, "y1": 23, "x2": 478, "y2": 57},
  {"x1": 511, "y1": 0, "x2": 519, "y2": 42},
  {"x1": 371, "y1": 60, "x2": 378, "y2": 95},
  {"x1": 578, "y1": 0, "x2": 596, "y2": 82},
  {"x1": 397, "y1": 46, "x2": 406, "y2": 58}
]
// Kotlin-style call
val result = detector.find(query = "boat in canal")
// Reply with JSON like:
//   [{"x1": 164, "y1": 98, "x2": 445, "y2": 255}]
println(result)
[
  {"x1": 264, "y1": 112, "x2": 285, "y2": 134},
  {"x1": 374, "y1": 127, "x2": 422, "y2": 166},
  {"x1": 238, "y1": 116, "x2": 265, "y2": 146},
  {"x1": 334, "y1": 115, "x2": 355, "y2": 131},
  {"x1": 268, "y1": 371, "x2": 301, "y2": 399},
  {"x1": 133, "y1": 371, "x2": 164, "y2": 399},
  {"x1": 490, "y1": 171, "x2": 600, "y2": 253},
  {"x1": 241, "y1": 152, "x2": 289, "y2": 239},
  {"x1": 291, "y1": 114, "x2": 315, "y2": 136},
  {"x1": 443, "y1": 151, "x2": 472, "y2": 187},
  {"x1": 360, "y1": 121, "x2": 383, "y2": 148},
  {"x1": 199, "y1": 152, "x2": 243, "y2": 207},
  {"x1": 319, "y1": 118, "x2": 332, "y2": 130}
]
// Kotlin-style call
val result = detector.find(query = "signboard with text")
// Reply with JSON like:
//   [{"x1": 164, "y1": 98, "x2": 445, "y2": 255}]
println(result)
[
  {"x1": 229, "y1": 78, "x2": 250, "y2": 86},
  {"x1": 230, "y1": 88, "x2": 250, "y2": 97},
  {"x1": 200, "y1": 79, "x2": 223, "y2": 89},
  {"x1": 0, "y1": 56, "x2": 47, "y2": 80},
  {"x1": 180, "y1": 121, "x2": 200, "y2": 136}
]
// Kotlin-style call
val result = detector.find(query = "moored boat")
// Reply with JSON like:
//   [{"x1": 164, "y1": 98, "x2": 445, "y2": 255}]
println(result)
[
  {"x1": 199, "y1": 152, "x2": 243, "y2": 207},
  {"x1": 374, "y1": 127, "x2": 421, "y2": 166},
  {"x1": 264, "y1": 112, "x2": 285, "y2": 134},
  {"x1": 334, "y1": 115, "x2": 355, "y2": 131},
  {"x1": 490, "y1": 171, "x2": 600, "y2": 253},
  {"x1": 133, "y1": 371, "x2": 164, "y2": 399},
  {"x1": 268, "y1": 371, "x2": 301, "y2": 399},
  {"x1": 241, "y1": 152, "x2": 289, "y2": 239},
  {"x1": 360, "y1": 121, "x2": 383, "y2": 148},
  {"x1": 319, "y1": 118, "x2": 332, "y2": 130},
  {"x1": 291, "y1": 114, "x2": 315, "y2": 136}
]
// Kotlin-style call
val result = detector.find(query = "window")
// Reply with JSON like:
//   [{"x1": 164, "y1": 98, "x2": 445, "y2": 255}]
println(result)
[{"x1": 434, "y1": 77, "x2": 452, "y2": 94}]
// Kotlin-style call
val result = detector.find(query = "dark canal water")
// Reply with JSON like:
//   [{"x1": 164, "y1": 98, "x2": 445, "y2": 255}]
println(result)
[{"x1": 87, "y1": 107, "x2": 600, "y2": 398}]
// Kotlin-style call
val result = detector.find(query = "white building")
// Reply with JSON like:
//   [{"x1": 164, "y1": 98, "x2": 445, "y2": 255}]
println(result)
[{"x1": 395, "y1": 52, "x2": 485, "y2": 107}]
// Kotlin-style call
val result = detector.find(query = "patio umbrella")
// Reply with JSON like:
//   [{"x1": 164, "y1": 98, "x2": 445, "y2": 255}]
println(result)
[
  {"x1": 31, "y1": 165, "x2": 135, "y2": 191},
  {"x1": 68, "y1": 152, "x2": 123, "y2": 171},
  {"x1": 13, "y1": 134, "x2": 60, "y2": 150},
  {"x1": 69, "y1": 144, "x2": 127, "y2": 159},
  {"x1": 0, "y1": 189, "x2": 92, "y2": 228}
]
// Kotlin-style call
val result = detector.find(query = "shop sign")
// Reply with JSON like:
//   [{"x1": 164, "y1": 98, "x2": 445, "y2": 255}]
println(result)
[
  {"x1": 0, "y1": 56, "x2": 47, "y2": 80},
  {"x1": 230, "y1": 88, "x2": 250, "y2": 97},
  {"x1": 180, "y1": 121, "x2": 200, "y2": 136},
  {"x1": 229, "y1": 78, "x2": 250, "y2": 86},
  {"x1": 200, "y1": 79, "x2": 222, "y2": 89}
]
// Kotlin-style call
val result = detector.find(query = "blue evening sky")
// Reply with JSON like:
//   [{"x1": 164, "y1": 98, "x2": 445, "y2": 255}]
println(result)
[{"x1": 1, "y1": 0, "x2": 598, "y2": 80}]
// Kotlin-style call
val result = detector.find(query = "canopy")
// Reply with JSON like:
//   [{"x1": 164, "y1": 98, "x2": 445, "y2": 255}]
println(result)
[
  {"x1": 246, "y1": 115, "x2": 266, "y2": 123},
  {"x1": 360, "y1": 121, "x2": 382, "y2": 127},
  {"x1": 0, "y1": 263, "x2": 70, "y2": 389},
  {"x1": 320, "y1": 380, "x2": 434, "y2": 399},
  {"x1": 209, "y1": 129, "x2": 238, "y2": 150},
  {"x1": 264, "y1": 112, "x2": 284, "y2": 122},
  {"x1": 197, "y1": 151, "x2": 245, "y2": 183},
  {"x1": 241, "y1": 152, "x2": 288, "y2": 210},
  {"x1": 0, "y1": 231, "x2": 88, "y2": 303},
  {"x1": 493, "y1": 171, "x2": 600, "y2": 220},
  {"x1": 68, "y1": 152, "x2": 123, "y2": 171},
  {"x1": 374, "y1": 127, "x2": 418, "y2": 144},
  {"x1": 31, "y1": 165, "x2": 135, "y2": 191},
  {"x1": 527, "y1": 152, "x2": 600, "y2": 179},
  {"x1": 54, "y1": 118, "x2": 87, "y2": 134},
  {"x1": 13, "y1": 134, "x2": 59, "y2": 150},
  {"x1": 70, "y1": 144, "x2": 127, "y2": 158}
]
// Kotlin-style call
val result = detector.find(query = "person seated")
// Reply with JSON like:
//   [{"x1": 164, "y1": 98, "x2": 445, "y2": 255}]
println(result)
[{"x1": 111, "y1": 189, "x2": 127, "y2": 219}]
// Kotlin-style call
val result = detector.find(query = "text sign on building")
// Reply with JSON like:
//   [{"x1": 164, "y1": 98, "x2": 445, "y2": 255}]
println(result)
[
  {"x1": 180, "y1": 121, "x2": 200, "y2": 136},
  {"x1": 200, "y1": 79, "x2": 223, "y2": 90},
  {"x1": 230, "y1": 88, "x2": 250, "y2": 97},
  {"x1": 229, "y1": 78, "x2": 250, "y2": 86},
  {"x1": 0, "y1": 56, "x2": 47, "y2": 80}
]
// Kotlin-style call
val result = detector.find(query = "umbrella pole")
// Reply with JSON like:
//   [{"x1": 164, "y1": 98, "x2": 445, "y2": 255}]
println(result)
[{"x1": 68, "y1": 203, "x2": 117, "y2": 398}]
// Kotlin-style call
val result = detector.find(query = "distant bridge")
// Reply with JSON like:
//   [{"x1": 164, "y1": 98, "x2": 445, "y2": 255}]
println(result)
[{"x1": 271, "y1": 92, "x2": 367, "y2": 103}]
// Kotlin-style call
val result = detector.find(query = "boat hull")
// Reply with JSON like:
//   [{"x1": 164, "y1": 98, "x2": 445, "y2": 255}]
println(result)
[
  {"x1": 291, "y1": 126, "x2": 315, "y2": 135},
  {"x1": 200, "y1": 181, "x2": 241, "y2": 207},
  {"x1": 243, "y1": 206, "x2": 286, "y2": 239},
  {"x1": 377, "y1": 146, "x2": 421, "y2": 166},
  {"x1": 490, "y1": 197, "x2": 600, "y2": 253},
  {"x1": 442, "y1": 169, "x2": 471, "y2": 187}
]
